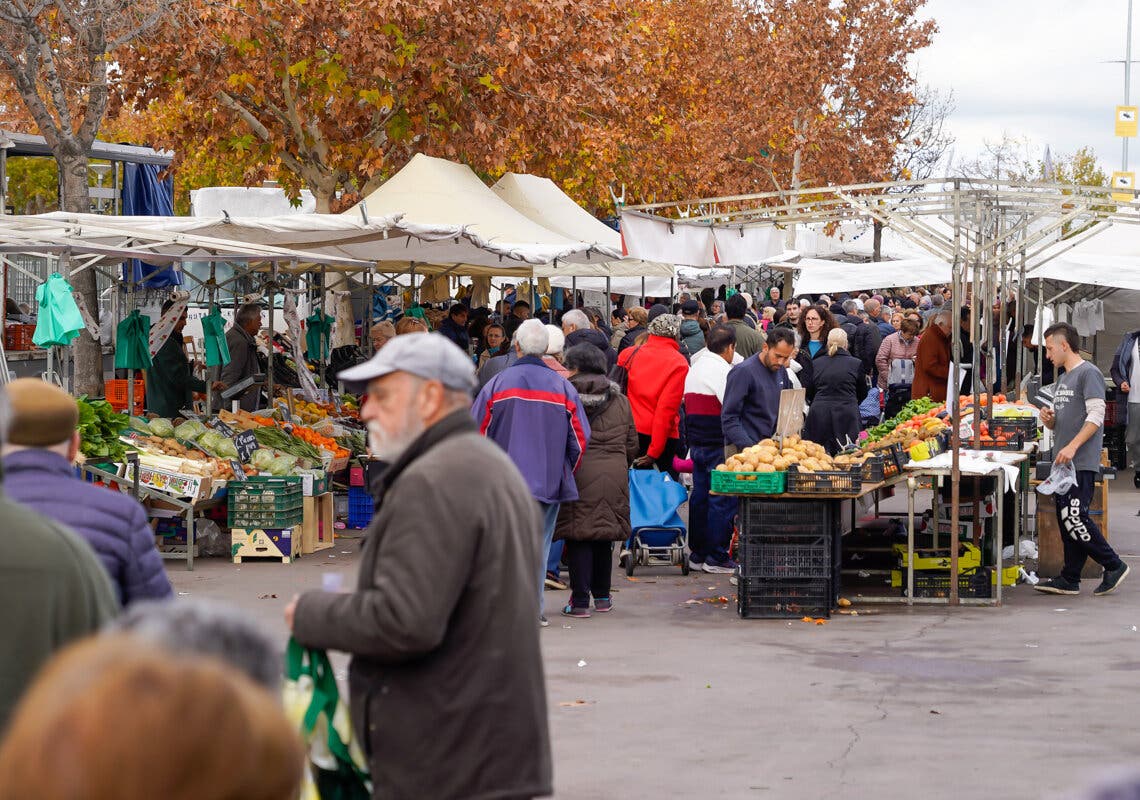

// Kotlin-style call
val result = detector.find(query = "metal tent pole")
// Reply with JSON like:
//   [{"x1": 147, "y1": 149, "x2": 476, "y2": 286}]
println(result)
[{"x1": 266, "y1": 263, "x2": 277, "y2": 405}]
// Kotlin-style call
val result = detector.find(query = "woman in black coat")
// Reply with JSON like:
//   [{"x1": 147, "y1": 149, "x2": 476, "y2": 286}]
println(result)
[
  {"x1": 554, "y1": 344, "x2": 639, "y2": 617},
  {"x1": 803, "y1": 328, "x2": 868, "y2": 455}
]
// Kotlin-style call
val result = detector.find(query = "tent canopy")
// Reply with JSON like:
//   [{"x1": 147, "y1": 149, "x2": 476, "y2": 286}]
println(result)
[
  {"x1": 1027, "y1": 221, "x2": 1140, "y2": 291},
  {"x1": 349, "y1": 153, "x2": 619, "y2": 267},
  {"x1": 619, "y1": 210, "x2": 794, "y2": 267},
  {"x1": 790, "y1": 256, "x2": 951, "y2": 295}
]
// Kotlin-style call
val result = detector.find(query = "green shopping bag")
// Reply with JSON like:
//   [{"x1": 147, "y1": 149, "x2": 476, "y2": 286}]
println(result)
[
  {"x1": 283, "y1": 638, "x2": 371, "y2": 800},
  {"x1": 305, "y1": 312, "x2": 334, "y2": 362},
  {"x1": 114, "y1": 310, "x2": 153, "y2": 370},
  {"x1": 33, "y1": 272, "x2": 86, "y2": 347},
  {"x1": 201, "y1": 306, "x2": 231, "y2": 367}
]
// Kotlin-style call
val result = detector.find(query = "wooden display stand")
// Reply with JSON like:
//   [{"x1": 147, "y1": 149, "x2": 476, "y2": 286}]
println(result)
[
  {"x1": 302, "y1": 493, "x2": 335, "y2": 554},
  {"x1": 1035, "y1": 479, "x2": 1111, "y2": 580},
  {"x1": 232, "y1": 526, "x2": 301, "y2": 563}
]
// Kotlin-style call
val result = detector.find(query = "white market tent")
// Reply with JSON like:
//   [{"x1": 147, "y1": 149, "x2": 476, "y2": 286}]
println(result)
[
  {"x1": 1026, "y1": 220, "x2": 1140, "y2": 291},
  {"x1": 790, "y1": 256, "x2": 952, "y2": 296},
  {"x1": 491, "y1": 171, "x2": 674, "y2": 295}
]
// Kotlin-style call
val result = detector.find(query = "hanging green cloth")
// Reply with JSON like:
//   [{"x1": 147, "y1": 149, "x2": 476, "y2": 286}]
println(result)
[
  {"x1": 113, "y1": 310, "x2": 153, "y2": 370},
  {"x1": 305, "y1": 312, "x2": 334, "y2": 362},
  {"x1": 33, "y1": 273, "x2": 86, "y2": 348},
  {"x1": 404, "y1": 305, "x2": 431, "y2": 330},
  {"x1": 201, "y1": 306, "x2": 231, "y2": 367}
]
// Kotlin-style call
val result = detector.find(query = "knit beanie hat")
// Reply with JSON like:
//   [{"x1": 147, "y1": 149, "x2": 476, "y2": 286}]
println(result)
[
  {"x1": 648, "y1": 313, "x2": 682, "y2": 340},
  {"x1": 647, "y1": 303, "x2": 670, "y2": 322},
  {"x1": 5, "y1": 378, "x2": 78, "y2": 447}
]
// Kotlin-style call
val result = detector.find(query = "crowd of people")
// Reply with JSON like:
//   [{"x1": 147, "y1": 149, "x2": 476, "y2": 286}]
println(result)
[{"x1": 0, "y1": 277, "x2": 1132, "y2": 799}]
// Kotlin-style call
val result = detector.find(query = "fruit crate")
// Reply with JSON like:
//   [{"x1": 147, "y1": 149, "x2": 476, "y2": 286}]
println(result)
[
  {"x1": 105, "y1": 378, "x2": 146, "y2": 415},
  {"x1": 231, "y1": 526, "x2": 301, "y2": 564},
  {"x1": 989, "y1": 416, "x2": 1038, "y2": 440},
  {"x1": 737, "y1": 576, "x2": 832, "y2": 619},
  {"x1": 347, "y1": 485, "x2": 373, "y2": 529},
  {"x1": 227, "y1": 476, "x2": 304, "y2": 529},
  {"x1": 894, "y1": 566, "x2": 993, "y2": 599},
  {"x1": 784, "y1": 466, "x2": 862, "y2": 495},
  {"x1": 3, "y1": 324, "x2": 36, "y2": 351},
  {"x1": 859, "y1": 452, "x2": 901, "y2": 483},
  {"x1": 710, "y1": 469, "x2": 786, "y2": 495},
  {"x1": 966, "y1": 432, "x2": 1025, "y2": 452},
  {"x1": 738, "y1": 536, "x2": 831, "y2": 580}
]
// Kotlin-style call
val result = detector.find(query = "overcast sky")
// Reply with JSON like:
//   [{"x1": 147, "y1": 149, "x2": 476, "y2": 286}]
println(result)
[{"x1": 914, "y1": 0, "x2": 1136, "y2": 175}]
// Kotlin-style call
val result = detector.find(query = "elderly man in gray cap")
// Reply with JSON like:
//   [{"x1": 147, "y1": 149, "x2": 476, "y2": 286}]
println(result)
[{"x1": 285, "y1": 333, "x2": 551, "y2": 800}]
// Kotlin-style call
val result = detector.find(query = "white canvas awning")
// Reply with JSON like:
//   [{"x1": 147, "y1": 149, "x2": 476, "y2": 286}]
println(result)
[
  {"x1": 1027, "y1": 221, "x2": 1140, "y2": 291},
  {"x1": 619, "y1": 211, "x2": 794, "y2": 267},
  {"x1": 791, "y1": 256, "x2": 952, "y2": 295}
]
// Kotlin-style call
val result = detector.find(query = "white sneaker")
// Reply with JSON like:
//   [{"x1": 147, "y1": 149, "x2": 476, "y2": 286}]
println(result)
[{"x1": 703, "y1": 559, "x2": 738, "y2": 574}]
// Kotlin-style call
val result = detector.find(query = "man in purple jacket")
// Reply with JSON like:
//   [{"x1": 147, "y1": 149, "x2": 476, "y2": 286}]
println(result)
[
  {"x1": 1, "y1": 379, "x2": 172, "y2": 606},
  {"x1": 473, "y1": 319, "x2": 590, "y2": 625}
]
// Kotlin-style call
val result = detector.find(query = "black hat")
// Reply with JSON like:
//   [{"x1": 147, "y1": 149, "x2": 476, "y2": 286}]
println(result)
[
  {"x1": 680, "y1": 299, "x2": 699, "y2": 314},
  {"x1": 647, "y1": 303, "x2": 671, "y2": 322}
]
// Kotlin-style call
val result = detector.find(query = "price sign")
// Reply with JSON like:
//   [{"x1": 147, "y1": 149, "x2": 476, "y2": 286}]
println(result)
[
  {"x1": 209, "y1": 417, "x2": 235, "y2": 437},
  {"x1": 233, "y1": 430, "x2": 259, "y2": 463},
  {"x1": 229, "y1": 460, "x2": 248, "y2": 481},
  {"x1": 179, "y1": 409, "x2": 201, "y2": 422}
]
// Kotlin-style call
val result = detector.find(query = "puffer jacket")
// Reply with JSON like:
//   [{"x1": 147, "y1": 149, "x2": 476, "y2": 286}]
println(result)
[
  {"x1": 555, "y1": 374, "x2": 638, "y2": 542},
  {"x1": 2, "y1": 449, "x2": 173, "y2": 606},
  {"x1": 679, "y1": 319, "x2": 705, "y2": 359},
  {"x1": 618, "y1": 335, "x2": 689, "y2": 458},
  {"x1": 875, "y1": 331, "x2": 920, "y2": 390}
]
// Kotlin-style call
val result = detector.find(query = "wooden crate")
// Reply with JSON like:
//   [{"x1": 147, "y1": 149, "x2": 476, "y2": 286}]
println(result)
[
  {"x1": 231, "y1": 526, "x2": 301, "y2": 564},
  {"x1": 302, "y1": 493, "x2": 334, "y2": 554},
  {"x1": 1036, "y1": 479, "x2": 1110, "y2": 580}
]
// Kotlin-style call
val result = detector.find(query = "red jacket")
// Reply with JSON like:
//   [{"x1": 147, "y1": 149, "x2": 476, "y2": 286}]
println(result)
[
  {"x1": 912, "y1": 324, "x2": 950, "y2": 402},
  {"x1": 618, "y1": 335, "x2": 689, "y2": 457}
]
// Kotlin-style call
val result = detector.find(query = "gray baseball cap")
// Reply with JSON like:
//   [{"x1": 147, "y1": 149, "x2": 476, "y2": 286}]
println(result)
[{"x1": 338, "y1": 332, "x2": 477, "y2": 392}]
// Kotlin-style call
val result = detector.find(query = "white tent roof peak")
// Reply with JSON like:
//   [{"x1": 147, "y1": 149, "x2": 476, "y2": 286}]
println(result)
[
  {"x1": 346, "y1": 153, "x2": 619, "y2": 264},
  {"x1": 491, "y1": 172, "x2": 620, "y2": 251}
]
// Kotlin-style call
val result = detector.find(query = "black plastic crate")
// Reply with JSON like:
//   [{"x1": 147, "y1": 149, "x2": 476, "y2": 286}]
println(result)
[
  {"x1": 739, "y1": 537, "x2": 831, "y2": 579},
  {"x1": 989, "y1": 417, "x2": 1038, "y2": 440},
  {"x1": 784, "y1": 466, "x2": 862, "y2": 495},
  {"x1": 902, "y1": 567, "x2": 993, "y2": 599},
  {"x1": 737, "y1": 577, "x2": 832, "y2": 619},
  {"x1": 739, "y1": 499, "x2": 834, "y2": 538}
]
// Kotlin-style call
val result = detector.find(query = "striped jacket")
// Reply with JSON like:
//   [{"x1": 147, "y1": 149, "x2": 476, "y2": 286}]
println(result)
[{"x1": 472, "y1": 355, "x2": 591, "y2": 504}]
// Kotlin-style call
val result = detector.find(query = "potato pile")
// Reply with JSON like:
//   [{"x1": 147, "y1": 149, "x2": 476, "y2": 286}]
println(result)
[
  {"x1": 717, "y1": 435, "x2": 840, "y2": 473},
  {"x1": 832, "y1": 452, "x2": 871, "y2": 467}
]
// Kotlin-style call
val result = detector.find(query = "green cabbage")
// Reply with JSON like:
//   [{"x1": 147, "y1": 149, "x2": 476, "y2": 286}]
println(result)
[
  {"x1": 147, "y1": 418, "x2": 175, "y2": 438},
  {"x1": 174, "y1": 420, "x2": 207, "y2": 441},
  {"x1": 250, "y1": 449, "x2": 276, "y2": 471},
  {"x1": 267, "y1": 455, "x2": 298, "y2": 476}
]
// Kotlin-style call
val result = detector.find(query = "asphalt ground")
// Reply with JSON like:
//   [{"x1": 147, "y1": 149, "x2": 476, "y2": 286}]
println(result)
[{"x1": 169, "y1": 481, "x2": 1140, "y2": 800}]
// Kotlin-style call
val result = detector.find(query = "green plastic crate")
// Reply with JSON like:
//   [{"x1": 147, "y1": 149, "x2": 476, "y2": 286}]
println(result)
[{"x1": 710, "y1": 470, "x2": 786, "y2": 495}]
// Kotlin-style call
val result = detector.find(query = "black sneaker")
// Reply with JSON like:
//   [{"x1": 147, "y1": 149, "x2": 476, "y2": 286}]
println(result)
[
  {"x1": 1134, "y1": 470, "x2": 1140, "y2": 489},
  {"x1": 1033, "y1": 576, "x2": 1081, "y2": 595},
  {"x1": 1093, "y1": 563, "x2": 1131, "y2": 596}
]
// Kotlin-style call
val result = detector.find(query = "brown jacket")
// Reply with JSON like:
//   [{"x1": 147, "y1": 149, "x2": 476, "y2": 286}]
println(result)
[
  {"x1": 555, "y1": 374, "x2": 639, "y2": 542},
  {"x1": 912, "y1": 324, "x2": 951, "y2": 402},
  {"x1": 293, "y1": 411, "x2": 551, "y2": 800}
]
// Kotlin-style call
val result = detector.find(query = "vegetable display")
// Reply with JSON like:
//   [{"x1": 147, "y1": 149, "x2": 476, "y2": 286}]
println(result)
[
  {"x1": 77, "y1": 397, "x2": 130, "y2": 462},
  {"x1": 253, "y1": 426, "x2": 322, "y2": 461}
]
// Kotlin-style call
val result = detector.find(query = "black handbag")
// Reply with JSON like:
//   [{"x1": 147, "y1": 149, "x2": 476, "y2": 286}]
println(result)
[{"x1": 608, "y1": 345, "x2": 643, "y2": 394}]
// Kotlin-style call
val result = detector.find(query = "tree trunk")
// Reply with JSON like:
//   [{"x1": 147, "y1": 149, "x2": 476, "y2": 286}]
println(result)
[
  {"x1": 312, "y1": 188, "x2": 358, "y2": 348},
  {"x1": 872, "y1": 218, "x2": 883, "y2": 262},
  {"x1": 59, "y1": 149, "x2": 103, "y2": 397}
]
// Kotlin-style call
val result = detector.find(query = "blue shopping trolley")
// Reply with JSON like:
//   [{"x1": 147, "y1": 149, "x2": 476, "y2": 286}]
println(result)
[{"x1": 625, "y1": 467, "x2": 690, "y2": 576}]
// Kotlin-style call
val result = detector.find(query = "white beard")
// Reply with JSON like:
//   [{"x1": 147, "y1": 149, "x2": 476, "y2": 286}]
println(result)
[{"x1": 367, "y1": 415, "x2": 424, "y2": 462}]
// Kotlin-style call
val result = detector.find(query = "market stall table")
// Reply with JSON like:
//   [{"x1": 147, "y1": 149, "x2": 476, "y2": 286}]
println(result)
[{"x1": 886, "y1": 449, "x2": 1032, "y2": 607}]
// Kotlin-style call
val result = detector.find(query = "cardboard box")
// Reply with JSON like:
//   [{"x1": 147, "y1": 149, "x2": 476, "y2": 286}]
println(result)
[
  {"x1": 231, "y1": 527, "x2": 301, "y2": 563},
  {"x1": 302, "y1": 493, "x2": 335, "y2": 554}
]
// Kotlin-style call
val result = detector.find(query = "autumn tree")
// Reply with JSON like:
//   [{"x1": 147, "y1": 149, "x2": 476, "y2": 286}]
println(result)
[{"x1": 0, "y1": 0, "x2": 175, "y2": 394}]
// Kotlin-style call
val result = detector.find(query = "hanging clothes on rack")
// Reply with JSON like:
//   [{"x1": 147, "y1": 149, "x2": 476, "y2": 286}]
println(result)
[{"x1": 304, "y1": 311, "x2": 335, "y2": 363}]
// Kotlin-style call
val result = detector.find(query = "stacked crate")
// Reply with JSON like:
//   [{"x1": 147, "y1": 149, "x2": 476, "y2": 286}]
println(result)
[
  {"x1": 736, "y1": 501, "x2": 834, "y2": 619},
  {"x1": 229, "y1": 477, "x2": 304, "y2": 563}
]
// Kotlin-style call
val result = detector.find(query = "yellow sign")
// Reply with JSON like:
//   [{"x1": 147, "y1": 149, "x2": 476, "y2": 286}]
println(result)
[
  {"x1": 1111, "y1": 171, "x2": 1136, "y2": 202},
  {"x1": 1116, "y1": 106, "x2": 1139, "y2": 137}
]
